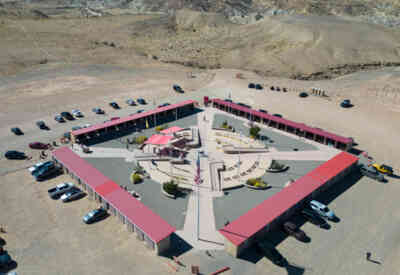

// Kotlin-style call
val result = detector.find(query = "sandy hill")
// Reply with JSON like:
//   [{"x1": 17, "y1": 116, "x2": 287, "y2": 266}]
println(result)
[{"x1": 130, "y1": 11, "x2": 400, "y2": 78}]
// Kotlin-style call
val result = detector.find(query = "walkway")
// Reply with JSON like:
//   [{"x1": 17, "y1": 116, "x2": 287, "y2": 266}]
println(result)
[{"x1": 176, "y1": 109, "x2": 225, "y2": 250}]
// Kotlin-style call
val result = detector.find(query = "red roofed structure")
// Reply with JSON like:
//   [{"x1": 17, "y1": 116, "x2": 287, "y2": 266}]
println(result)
[
  {"x1": 219, "y1": 151, "x2": 358, "y2": 257},
  {"x1": 160, "y1": 126, "x2": 184, "y2": 135},
  {"x1": 211, "y1": 98, "x2": 354, "y2": 150},
  {"x1": 145, "y1": 134, "x2": 174, "y2": 145},
  {"x1": 52, "y1": 147, "x2": 175, "y2": 255},
  {"x1": 70, "y1": 100, "x2": 197, "y2": 143}
]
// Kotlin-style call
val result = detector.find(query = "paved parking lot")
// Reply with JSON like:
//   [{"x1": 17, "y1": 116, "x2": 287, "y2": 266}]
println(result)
[
  {"x1": 213, "y1": 160, "x2": 324, "y2": 230},
  {"x1": 212, "y1": 114, "x2": 318, "y2": 151},
  {"x1": 88, "y1": 112, "x2": 199, "y2": 149},
  {"x1": 83, "y1": 157, "x2": 189, "y2": 230}
]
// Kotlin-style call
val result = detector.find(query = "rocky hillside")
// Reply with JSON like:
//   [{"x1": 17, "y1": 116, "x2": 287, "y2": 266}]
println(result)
[
  {"x1": 128, "y1": 11, "x2": 400, "y2": 78},
  {"x1": 1, "y1": 0, "x2": 400, "y2": 27}
]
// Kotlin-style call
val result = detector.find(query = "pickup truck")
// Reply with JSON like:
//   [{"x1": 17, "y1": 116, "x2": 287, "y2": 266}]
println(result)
[{"x1": 48, "y1": 182, "x2": 75, "y2": 199}]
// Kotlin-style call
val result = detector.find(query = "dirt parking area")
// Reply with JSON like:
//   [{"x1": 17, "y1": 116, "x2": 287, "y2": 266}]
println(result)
[
  {"x1": 1, "y1": 66, "x2": 400, "y2": 275},
  {"x1": 0, "y1": 170, "x2": 170, "y2": 275}
]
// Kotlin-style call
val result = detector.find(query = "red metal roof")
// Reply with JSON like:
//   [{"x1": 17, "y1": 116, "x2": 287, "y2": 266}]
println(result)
[
  {"x1": 160, "y1": 126, "x2": 183, "y2": 135},
  {"x1": 52, "y1": 147, "x2": 109, "y2": 189},
  {"x1": 52, "y1": 147, "x2": 176, "y2": 243},
  {"x1": 145, "y1": 134, "x2": 173, "y2": 145},
  {"x1": 104, "y1": 188, "x2": 176, "y2": 243},
  {"x1": 212, "y1": 98, "x2": 353, "y2": 144},
  {"x1": 219, "y1": 151, "x2": 358, "y2": 246},
  {"x1": 95, "y1": 180, "x2": 120, "y2": 197},
  {"x1": 72, "y1": 100, "x2": 197, "y2": 136}
]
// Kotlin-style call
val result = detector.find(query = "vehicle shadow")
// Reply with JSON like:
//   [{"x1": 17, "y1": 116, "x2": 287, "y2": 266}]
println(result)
[
  {"x1": 388, "y1": 174, "x2": 400, "y2": 179},
  {"x1": 0, "y1": 260, "x2": 17, "y2": 273},
  {"x1": 0, "y1": 237, "x2": 5, "y2": 246},
  {"x1": 285, "y1": 263, "x2": 306, "y2": 275}
]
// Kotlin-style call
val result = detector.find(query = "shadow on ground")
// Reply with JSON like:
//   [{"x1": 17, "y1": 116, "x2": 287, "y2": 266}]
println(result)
[
  {"x1": 0, "y1": 260, "x2": 17, "y2": 273},
  {"x1": 237, "y1": 169, "x2": 363, "y2": 268},
  {"x1": 162, "y1": 233, "x2": 193, "y2": 258}
]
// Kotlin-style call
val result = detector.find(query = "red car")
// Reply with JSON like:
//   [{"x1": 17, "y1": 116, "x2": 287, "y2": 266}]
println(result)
[
  {"x1": 110, "y1": 117, "x2": 120, "y2": 121},
  {"x1": 29, "y1": 142, "x2": 49, "y2": 150}
]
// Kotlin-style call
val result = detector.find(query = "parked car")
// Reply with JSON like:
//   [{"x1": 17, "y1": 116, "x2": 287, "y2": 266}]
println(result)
[
  {"x1": 36, "y1": 120, "x2": 48, "y2": 130},
  {"x1": 158, "y1": 103, "x2": 170, "y2": 108},
  {"x1": 92, "y1": 108, "x2": 105, "y2": 114},
  {"x1": 82, "y1": 123, "x2": 92, "y2": 128},
  {"x1": 173, "y1": 84, "x2": 184, "y2": 93},
  {"x1": 0, "y1": 249, "x2": 12, "y2": 269},
  {"x1": 136, "y1": 109, "x2": 145, "y2": 114},
  {"x1": 29, "y1": 142, "x2": 49, "y2": 150},
  {"x1": 35, "y1": 165, "x2": 61, "y2": 182},
  {"x1": 83, "y1": 207, "x2": 108, "y2": 224},
  {"x1": 270, "y1": 86, "x2": 275, "y2": 91},
  {"x1": 340, "y1": 99, "x2": 352, "y2": 108},
  {"x1": 309, "y1": 200, "x2": 335, "y2": 220},
  {"x1": 60, "y1": 188, "x2": 85, "y2": 202},
  {"x1": 360, "y1": 165, "x2": 385, "y2": 182},
  {"x1": 372, "y1": 163, "x2": 393, "y2": 175},
  {"x1": 258, "y1": 109, "x2": 268, "y2": 113},
  {"x1": 71, "y1": 109, "x2": 83, "y2": 117},
  {"x1": 32, "y1": 161, "x2": 54, "y2": 177},
  {"x1": 272, "y1": 113, "x2": 282, "y2": 118},
  {"x1": 55, "y1": 115, "x2": 65, "y2": 123},
  {"x1": 126, "y1": 99, "x2": 136, "y2": 106},
  {"x1": 256, "y1": 242, "x2": 287, "y2": 267},
  {"x1": 248, "y1": 83, "x2": 255, "y2": 89},
  {"x1": 109, "y1": 102, "x2": 120, "y2": 109},
  {"x1": 110, "y1": 117, "x2": 120, "y2": 121},
  {"x1": 299, "y1": 92, "x2": 308, "y2": 98},
  {"x1": 301, "y1": 208, "x2": 330, "y2": 229},
  {"x1": 71, "y1": 126, "x2": 82, "y2": 131},
  {"x1": 255, "y1": 84, "x2": 263, "y2": 90},
  {"x1": 28, "y1": 161, "x2": 44, "y2": 173},
  {"x1": 282, "y1": 88, "x2": 287, "y2": 92},
  {"x1": 137, "y1": 98, "x2": 146, "y2": 105},
  {"x1": 48, "y1": 182, "x2": 75, "y2": 199},
  {"x1": 11, "y1": 127, "x2": 23, "y2": 135},
  {"x1": 61, "y1": 111, "x2": 74, "y2": 120},
  {"x1": 276, "y1": 87, "x2": 281, "y2": 91},
  {"x1": 4, "y1": 150, "x2": 26, "y2": 160},
  {"x1": 29, "y1": 161, "x2": 53, "y2": 174},
  {"x1": 283, "y1": 222, "x2": 308, "y2": 241},
  {"x1": 224, "y1": 99, "x2": 233, "y2": 103}
]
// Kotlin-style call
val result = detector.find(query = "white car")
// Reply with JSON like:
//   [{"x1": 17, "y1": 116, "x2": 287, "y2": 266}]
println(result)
[
  {"x1": 309, "y1": 200, "x2": 335, "y2": 220},
  {"x1": 71, "y1": 109, "x2": 83, "y2": 118},
  {"x1": 60, "y1": 188, "x2": 84, "y2": 202},
  {"x1": 48, "y1": 182, "x2": 75, "y2": 199},
  {"x1": 82, "y1": 123, "x2": 92, "y2": 128},
  {"x1": 28, "y1": 162, "x2": 44, "y2": 173}
]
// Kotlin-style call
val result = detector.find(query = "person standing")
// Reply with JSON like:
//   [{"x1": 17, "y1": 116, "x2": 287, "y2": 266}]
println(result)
[{"x1": 366, "y1": 252, "x2": 371, "y2": 261}]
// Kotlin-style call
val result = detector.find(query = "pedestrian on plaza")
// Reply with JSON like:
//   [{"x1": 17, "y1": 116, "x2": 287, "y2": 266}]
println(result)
[{"x1": 366, "y1": 252, "x2": 371, "y2": 261}]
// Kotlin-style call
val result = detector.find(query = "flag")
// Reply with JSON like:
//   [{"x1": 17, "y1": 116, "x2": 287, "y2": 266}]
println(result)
[{"x1": 195, "y1": 153, "x2": 201, "y2": 184}]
